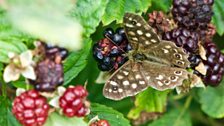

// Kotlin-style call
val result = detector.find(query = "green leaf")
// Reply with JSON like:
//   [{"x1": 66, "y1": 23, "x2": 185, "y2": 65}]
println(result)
[
  {"x1": 128, "y1": 88, "x2": 169, "y2": 119},
  {"x1": 151, "y1": 0, "x2": 172, "y2": 12},
  {"x1": 6, "y1": 0, "x2": 83, "y2": 51},
  {"x1": 0, "y1": 9, "x2": 29, "y2": 63},
  {"x1": 63, "y1": 39, "x2": 92, "y2": 85},
  {"x1": 87, "y1": 103, "x2": 131, "y2": 126},
  {"x1": 0, "y1": 97, "x2": 21, "y2": 126},
  {"x1": 8, "y1": 109, "x2": 21, "y2": 126},
  {"x1": 212, "y1": 0, "x2": 224, "y2": 35},
  {"x1": 44, "y1": 112, "x2": 87, "y2": 126},
  {"x1": 102, "y1": 0, "x2": 152, "y2": 25},
  {"x1": 198, "y1": 82, "x2": 224, "y2": 118},
  {"x1": 148, "y1": 109, "x2": 192, "y2": 126},
  {"x1": 71, "y1": 0, "x2": 109, "y2": 38},
  {"x1": 0, "y1": 40, "x2": 27, "y2": 63}
]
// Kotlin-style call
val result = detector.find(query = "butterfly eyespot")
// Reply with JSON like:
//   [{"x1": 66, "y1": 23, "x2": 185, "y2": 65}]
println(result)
[
  {"x1": 169, "y1": 76, "x2": 179, "y2": 81},
  {"x1": 164, "y1": 80, "x2": 169, "y2": 83},
  {"x1": 177, "y1": 61, "x2": 184, "y2": 65},
  {"x1": 164, "y1": 80, "x2": 170, "y2": 85},
  {"x1": 170, "y1": 76, "x2": 176, "y2": 80},
  {"x1": 112, "y1": 86, "x2": 118, "y2": 91},
  {"x1": 131, "y1": 20, "x2": 137, "y2": 25},
  {"x1": 174, "y1": 53, "x2": 182, "y2": 59},
  {"x1": 174, "y1": 71, "x2": 182, "y2": 75}
]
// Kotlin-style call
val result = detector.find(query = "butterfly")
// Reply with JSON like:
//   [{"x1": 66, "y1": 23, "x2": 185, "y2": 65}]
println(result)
[{"x1": 103, "y1": 13, "x2": 191, "y2": 100}]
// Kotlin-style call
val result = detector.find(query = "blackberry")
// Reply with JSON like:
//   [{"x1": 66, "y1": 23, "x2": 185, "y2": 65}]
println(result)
[
  {"x1": 163, "y1": 27, "x2": 199, "y2": 53},
  {"x1": 12, "y1": 90, "x2": 50, "y2": 126},
  {"x1": 188, "y1": 54, "x2": 201, "y2": 68},
  {"x1": 59, "y1": 86, "x2": 89, "y2": 117},
  {"x1": 36, "y1": 41, "x2": 69, "y2": 61},
  {"x1": 200, "y1": 41, "x2": 224, "y2": 86},
  {"x1": 31, "y1": 59, "x2": 64, "y2": 92},
  {"x1": 148, "y1": 11, "x2": 172, "y2": 36},
  {"x1": 198, "y1": 23, "x2": 216, "y2": 42},
  {"x1": 172, "y1": 0, "x2": 214, "y2": 29},
  {"x1": 93, "y1": 27, "x2": 131, "y2": 71},
  {"x1": 31, "y1": 42, "x2": 68, "y2": 92}
]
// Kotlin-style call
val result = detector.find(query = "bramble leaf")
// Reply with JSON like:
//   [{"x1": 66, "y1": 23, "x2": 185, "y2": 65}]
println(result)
[
  {"x1": 148, "y1": 109, "x2": 192, "y2": 126},
  {"x1": 128, "y1": 88, "x2": 169, "y2": 120},
  {"x1": 212, "y1": 0, "x2": 224, "y2": 35},
  {"x1": 87, "y1": 103, "x2": 131, "y2": 126},
  {"x1": 63, "y1": 39, "x2": 92, "y2": 85},
  {"x1": 102, "y1": 0, "x2": 152, "y2": 25},
  {"x1": 44, "y1": 112, "x2": 87, "y2": 126},
  {"x1": 71, "y1": 0, "x2": 109, "y2": 38},
  {"x1": 198, "y1": 81, "x2": 224, "y2": 118}
]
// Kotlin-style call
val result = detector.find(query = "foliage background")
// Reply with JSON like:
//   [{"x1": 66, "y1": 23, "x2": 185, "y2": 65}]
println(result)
[{"x1": 0, "y1": 0, "x2": 224, "y2": 126}]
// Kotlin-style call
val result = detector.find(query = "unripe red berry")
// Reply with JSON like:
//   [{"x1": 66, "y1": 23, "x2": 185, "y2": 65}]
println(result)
[
  {"x1": 12, "y1": 90, "x2": 50, "y2": 126},
  {"x1": 90, "y1": 119, "x2": 110, "y2": 126},
  {"x1": 59, "y1": 86, "x2": 89, "y2": 117}
]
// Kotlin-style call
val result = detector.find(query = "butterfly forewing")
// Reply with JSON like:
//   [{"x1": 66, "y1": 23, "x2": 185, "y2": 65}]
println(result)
[
  {"x1": 103, "y1": 61, "x2": 148, "y2": 100},
  {"x1": 124, "y1": 13, "x2": 160, "y2": 51}
]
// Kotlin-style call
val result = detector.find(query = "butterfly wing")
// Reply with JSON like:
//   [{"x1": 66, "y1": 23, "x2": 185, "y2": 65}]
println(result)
[
  {"x1": 103, "y1": 61, "x2": 149, "y2": 100},
  {"x1": 140, "y1": 60, "x2": 190, "y2": 91},
  {"x1": 145, "y1": 41, "x2": 190, "y2": 68},
  {"x1": 123, "y1": 13, "x2": 160, "y2": 50}
]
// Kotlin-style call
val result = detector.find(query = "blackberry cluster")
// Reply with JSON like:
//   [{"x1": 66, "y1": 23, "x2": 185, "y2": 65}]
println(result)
[
  {"x1": 93, "y1": 28, "x2": 131, "y2": 71},
  {"x1": 201, "y1": 41, "x2": 224, "y2": 86},
  {"x1": 163, "y1": 27, "x2": 199, "y2": 53},
  {"x1": 148, "y1": 11, "x2": 172, "y2": 36},
  {"x1": 90, "y1": 119, "x2": 110, "y2": 126},
  {"x1": 12, "y1": 90, "x2": 50, "y2": 126},
  {"x1": 59, "y1": 86, "x2": 89, "y2": 117},
  {"x1": 172, "y1": 0, "x2": 214, "y2": 29},
  {"x1": 31, "y1": 42, "x2": 68, "y2": 92},
  {"x1": 170, "y1": 0, "x2": 224, "y2": 86}
]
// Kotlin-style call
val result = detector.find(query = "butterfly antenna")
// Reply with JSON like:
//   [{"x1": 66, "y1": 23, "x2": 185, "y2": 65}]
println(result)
[{"x1": 104, "y1": 34, "x2": 129, "y2": 57}]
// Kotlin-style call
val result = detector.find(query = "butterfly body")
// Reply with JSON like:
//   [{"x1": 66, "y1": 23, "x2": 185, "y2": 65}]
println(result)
[{"x1": 103, "y1": 13, "x2": 191, "y2": 100}]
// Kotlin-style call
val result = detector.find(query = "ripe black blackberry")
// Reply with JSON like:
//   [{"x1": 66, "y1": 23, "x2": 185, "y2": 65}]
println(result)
[
  {"x1": 198, "y1": 23, "x2": 216, "y2": 42},
  {"x1": 36, "y1": 41, "x2": 69, "y2": 61},
  {"x1": 200, "y1": 41, "x2": 224, "y2": 86},
  {"x1": 148, "y1": 11, "x2": 172, "y2": 36},
  {"x1": 163, "y1": 27, "x2": 199, "y2": 53},
  {"x1": 93, "y1": 28, "x2": 131, "y2": 71},
  {"x1": 172, "y1": 0, "x2": 214, "y2": 29}
]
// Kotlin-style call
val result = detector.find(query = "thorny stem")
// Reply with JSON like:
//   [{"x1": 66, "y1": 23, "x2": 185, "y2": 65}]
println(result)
[{"x1": 173, "y1": 95, "x2": 193, "y2": 126}]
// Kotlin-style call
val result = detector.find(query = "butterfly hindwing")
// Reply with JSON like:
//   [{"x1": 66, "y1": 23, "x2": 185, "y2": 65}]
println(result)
[
  {"x1": 145, "y1": 41, "x2": 190, "y2": 68},
  {"x1": 140, "y1": 61, "x2": 189, "y2": 91},
  {"x1": 103, "y1": 61, "x2": 148, "y2": 100}
]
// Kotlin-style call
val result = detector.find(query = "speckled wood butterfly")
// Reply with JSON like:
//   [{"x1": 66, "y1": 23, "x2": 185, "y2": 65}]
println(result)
[{"x1": 103, "y1": 13, "x2": 191, "y2": 100}]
